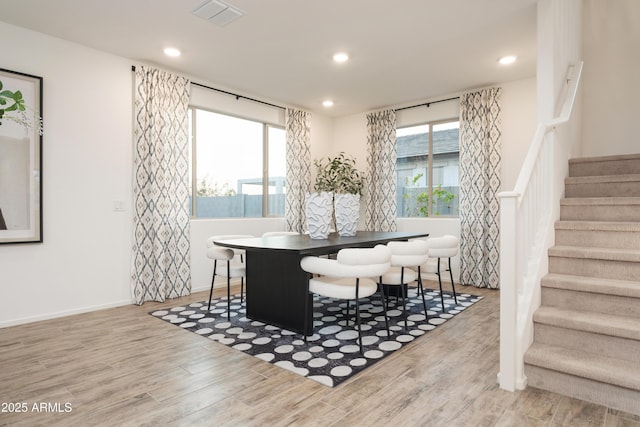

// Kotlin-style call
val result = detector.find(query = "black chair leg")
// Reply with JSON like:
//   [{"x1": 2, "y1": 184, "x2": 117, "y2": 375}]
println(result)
[
  {"x1": 207, "y1": 261, "x2": 217, "y2": 310},
  {"x1": 378, "y1": 283, "x2": 391, "y2": 337},
  {"x1": 304, "y1": 291, "x2": 310, "y2": 342},
  {"x1": 437, "y1": 258, "x2": 446, "y2": 312},
  {"x1": 399, "y1": 268, "x2": 408, "y2": 331},
  {"x1": 448, "y1": 258, "x2": 458, "y2": 305},
  {"x1": 417, "y1": 267, "x2": 429, "y2": 319},
  {"x1": 226, "y1": 261, "x2": 231, "y2": 321},
  {"x1": 355, "y1": 279, "x2": 363, "y2": 355}
]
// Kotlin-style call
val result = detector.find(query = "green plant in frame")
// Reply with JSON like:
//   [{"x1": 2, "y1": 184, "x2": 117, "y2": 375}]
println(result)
[{"x1": 0, "y1": 79, "x2": 27, "y2": 125}]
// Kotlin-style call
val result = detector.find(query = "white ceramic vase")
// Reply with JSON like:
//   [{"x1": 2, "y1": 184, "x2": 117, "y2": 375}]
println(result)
[
  {"x1": 305, "y1": 191, "x2": 333, "y2": 239},
  {"x1": 334, "y1": 193, "x2": 360, "y2": 237}
]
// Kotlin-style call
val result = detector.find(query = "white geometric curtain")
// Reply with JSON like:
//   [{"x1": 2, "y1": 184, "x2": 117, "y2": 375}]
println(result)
[
  {"x1": 284, "y1": 108, "x2": 312, "y2": 233},
  {"x1": 365, "y1": 109, "x2": 397, "y2": 231},
  {"x1": 459, "y1": 87, "x2": 502, "y2": 289},
  {"x1": 131, "y1": 66, "x2": 191, "y2": 304}
]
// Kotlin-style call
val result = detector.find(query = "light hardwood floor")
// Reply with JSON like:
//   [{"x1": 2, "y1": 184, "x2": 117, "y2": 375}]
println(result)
[{"x1": 1, "y1": 282, "x2": 638, "y2": 427}]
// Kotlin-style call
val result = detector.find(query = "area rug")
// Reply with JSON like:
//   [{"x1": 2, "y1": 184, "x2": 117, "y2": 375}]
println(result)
[{"x1": 150, "y1": 288, "x2": 482, "y2": 387}]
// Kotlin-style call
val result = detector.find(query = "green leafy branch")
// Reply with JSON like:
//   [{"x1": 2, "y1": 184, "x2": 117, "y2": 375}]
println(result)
[
  {"x1": 0, "y1": 80, "x2": 26, "y2": 125},
  {"x1": 313, "y1": 152, "x2": 363, "y2": 195},
  {"x1": 404, "y1": 173, "x2": 456, "y2": 217}
]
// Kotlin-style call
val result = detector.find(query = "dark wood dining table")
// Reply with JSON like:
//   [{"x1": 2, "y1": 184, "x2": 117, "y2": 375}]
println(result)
[{"x1": 213, "y1": 231, "x2": 429, "y2": 335}]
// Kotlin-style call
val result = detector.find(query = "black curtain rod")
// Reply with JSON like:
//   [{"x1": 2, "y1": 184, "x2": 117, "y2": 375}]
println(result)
[
  {"x1": 394, "y1": 96, "x2": 460, "y2": 112},
  {"x1": 131, "y1": 65, "x2": 286, "y2": 111}
]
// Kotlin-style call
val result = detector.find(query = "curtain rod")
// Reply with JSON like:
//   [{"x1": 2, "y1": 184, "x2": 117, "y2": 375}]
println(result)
[
  {"x1": 394, "y1": 96, "x2": 460, "y2": 112},
  {"x1": 131, "y1": 65, "x2": 286, "y2": 111}
]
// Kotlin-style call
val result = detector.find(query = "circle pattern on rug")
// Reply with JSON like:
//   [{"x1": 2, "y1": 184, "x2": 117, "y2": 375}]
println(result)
[{"x1": 150, "y1": 288, "x2": 482, "y2": 388}]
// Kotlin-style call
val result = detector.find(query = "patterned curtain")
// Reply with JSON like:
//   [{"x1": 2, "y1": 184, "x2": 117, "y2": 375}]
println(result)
[
  {"x1": 459, "y1": 87, "x2": 502, "y2": 289},
  {"x1": 285, "y1": 108, "x2": 312, "y2": 233},
  {"x1": 131, "y1": 66, "x2": 191, "y2": 304},
  {"x1": 365, "y1": 109, "x2": 397, "y2": 231}
]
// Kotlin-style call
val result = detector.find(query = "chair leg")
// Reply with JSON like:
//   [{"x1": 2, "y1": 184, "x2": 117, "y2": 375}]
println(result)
[
  {"x1": 448, "y1": 258, "x2": 458, "y2": 305},
  {"x1": 400, "y1": 268, "x2": 408, "y2": 331},
  {"x1": 346, "y1": 300, "x2": 351, "y2": 326},
  {"x1": 437, "y1": 258, "x2": 446, "y2": 312},
  {"x1": 226, "y1": 261, "x2": 231, "y2": 321},
  {"x1": 417, "y1": 266, "x2": 429, "y2": 319},
  {"x1": 207, "y1": 261, "x2": 218, "y2": 310},
  {"x1": 304, "y1": 291, "x2": 310, "y2": 342},
  {"x1": 377, "y1": 282, "x2": 391, "y2": 337},
  {"x1": 355, "y1": 279, "x2": 363, "y2": 355}
]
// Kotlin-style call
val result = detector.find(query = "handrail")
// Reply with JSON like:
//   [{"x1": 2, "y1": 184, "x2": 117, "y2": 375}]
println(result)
[
  {"x1": 498, "y1": 61, "x2": 583, "y2": 392},
  {"x1": 513, "y1": 62, "x2": 583, "y2": 196}
]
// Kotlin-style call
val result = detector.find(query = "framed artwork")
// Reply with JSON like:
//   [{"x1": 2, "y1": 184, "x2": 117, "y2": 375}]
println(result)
[{"x1": 0, "y1": 67, "x2": 43, "y2": 244}]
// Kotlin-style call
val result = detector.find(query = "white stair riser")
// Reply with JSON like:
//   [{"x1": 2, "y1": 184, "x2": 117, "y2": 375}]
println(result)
[
  {"x1": 555, "y1": 229, "x2": 640, "y2": 249},
  {"x1": 534, "y1": 323, "x2": 640, "y2": 363},
  {"x1": 549, "y1": 256, "x2": 640, "y2": 282},
  {"x1": 525, "y1": 365, "x2": 640, "y2": 416},
  {"x1": 541, "y1": 287, "x2": 640, "y2": 319}
]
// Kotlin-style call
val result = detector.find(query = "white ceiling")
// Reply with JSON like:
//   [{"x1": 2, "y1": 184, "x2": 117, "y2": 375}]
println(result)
[{"x1": 0, "y1": 0, "x2": 537, "y2": 117}]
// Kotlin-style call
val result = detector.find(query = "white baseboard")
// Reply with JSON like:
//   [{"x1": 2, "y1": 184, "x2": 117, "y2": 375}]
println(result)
[
  {"x1": 1, "y1": 280, "x2": 243, "y2": 328},
  {"x1": 0, "y1": 298, "x2": 134, "y2": 329}
]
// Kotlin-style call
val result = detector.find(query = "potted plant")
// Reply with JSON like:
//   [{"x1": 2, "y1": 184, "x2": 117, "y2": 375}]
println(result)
[{"x1": 312, "y1": 152, "x2": 364, "y2": 237}]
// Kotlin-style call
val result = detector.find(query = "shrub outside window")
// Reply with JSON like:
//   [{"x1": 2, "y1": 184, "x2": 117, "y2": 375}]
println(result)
[{"x1": 396, "y1": 120, "x2": 460, "y2": 217}]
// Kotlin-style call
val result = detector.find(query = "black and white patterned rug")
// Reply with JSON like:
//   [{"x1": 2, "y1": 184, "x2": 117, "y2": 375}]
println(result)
[{"x1": 150, "y1": 288, "x2": 482, "y2": 387}]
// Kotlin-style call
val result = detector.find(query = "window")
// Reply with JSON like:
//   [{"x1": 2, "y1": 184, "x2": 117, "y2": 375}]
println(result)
[
  {"x1": 396, "y1": 120, "x2": 460, "y2": 217},
  {"x1": 188, "y1": 108, "x2": 286, "y2": 218}
]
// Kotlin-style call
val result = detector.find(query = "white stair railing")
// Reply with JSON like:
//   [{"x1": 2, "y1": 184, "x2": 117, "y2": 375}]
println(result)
[{"x1": 498, "y1": 61, "x2": 583, "y2": 391}]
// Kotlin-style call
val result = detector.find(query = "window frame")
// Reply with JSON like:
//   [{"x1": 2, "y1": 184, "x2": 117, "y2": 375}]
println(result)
[
  {"x1": 188, "y1": 106, "x2": 285, "y2": 218},
  {"x1": 396, "y1": 117, "x2": 460, "y2": 218}
]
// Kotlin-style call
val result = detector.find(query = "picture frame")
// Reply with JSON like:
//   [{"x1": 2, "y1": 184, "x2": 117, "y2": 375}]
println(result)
[{"x1": 0, "y1": 67, "x2": 43, "y2": 244}]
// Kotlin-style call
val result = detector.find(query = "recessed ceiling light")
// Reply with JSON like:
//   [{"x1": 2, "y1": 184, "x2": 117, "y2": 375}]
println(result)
[
  {"x1": 164, "y1": 47, "x2": 181, "y2": 57},
  {"x1": 322, "y1": 100, "x2": 334, "y2": 108},
  {"x1": 333, "y1": 52, "x2": 349, "y2": 63},
  {"x1": 498, "y1": 55, "x2": 517, "y2": 65}
]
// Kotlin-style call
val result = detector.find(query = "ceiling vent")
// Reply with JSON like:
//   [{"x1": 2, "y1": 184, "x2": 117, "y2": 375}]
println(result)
[{"x1": 192, "y1": 0, "x2": 244, "y2": 26}]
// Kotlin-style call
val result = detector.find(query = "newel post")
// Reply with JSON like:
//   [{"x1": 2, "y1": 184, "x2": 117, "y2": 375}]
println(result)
[{"x1": 497, "y1": 191, "x2": 520, "y2": 391}]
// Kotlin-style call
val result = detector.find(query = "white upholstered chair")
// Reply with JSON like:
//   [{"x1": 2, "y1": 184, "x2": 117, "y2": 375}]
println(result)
[
  {"x1": 378, "y1": 240, "x2": 430, "y2": 330},
  {"x1": 418, "y1": 235, "x2": 459, "y2": 312},
  {"x1": 206, "y1": 234, "x2": 253, "y2": 318},
  {"x1": 300, "y1": 245, "x2": 391, "y2": 354}
]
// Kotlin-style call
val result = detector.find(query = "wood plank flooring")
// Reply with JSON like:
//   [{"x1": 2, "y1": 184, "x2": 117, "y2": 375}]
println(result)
[{"x1": 1, "y1": 282, "x2": 639, "y2": 426}]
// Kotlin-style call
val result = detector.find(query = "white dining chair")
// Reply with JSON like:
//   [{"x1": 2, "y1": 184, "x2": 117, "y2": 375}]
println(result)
[
  {"x1": 300, "y1": 245, "x2": 391, "y2": 354},
  {"x1": 418, "y1": 235, "x2": 459, "y2": 312},
  {"x1": 206, "y1": 234, "x2": 253, "y2": 317},
  {"x1": 378, "y1": 240, "x2": 430, "y2": 330}
]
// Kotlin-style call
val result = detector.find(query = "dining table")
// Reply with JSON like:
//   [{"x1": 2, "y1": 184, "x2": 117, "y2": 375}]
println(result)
[{"x1": 213, "y1": 230, "x2": 429, "y2": 335}]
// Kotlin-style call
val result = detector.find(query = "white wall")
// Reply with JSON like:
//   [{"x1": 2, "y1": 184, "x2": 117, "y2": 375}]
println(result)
[
  {"x1": 0, "y1": 22, "x2": 133, "y2": 326},
  {"x1": 0, "y1": 19, "x2": 536, "y2": 326},
  {"x1": 580, "y1": 0, "x2": 640, "y2": 157}
]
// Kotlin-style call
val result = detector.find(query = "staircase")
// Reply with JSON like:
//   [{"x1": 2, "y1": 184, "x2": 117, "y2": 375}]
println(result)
[{"x1": 524, "y1": 153, "x2": 640, "y2": 415}]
